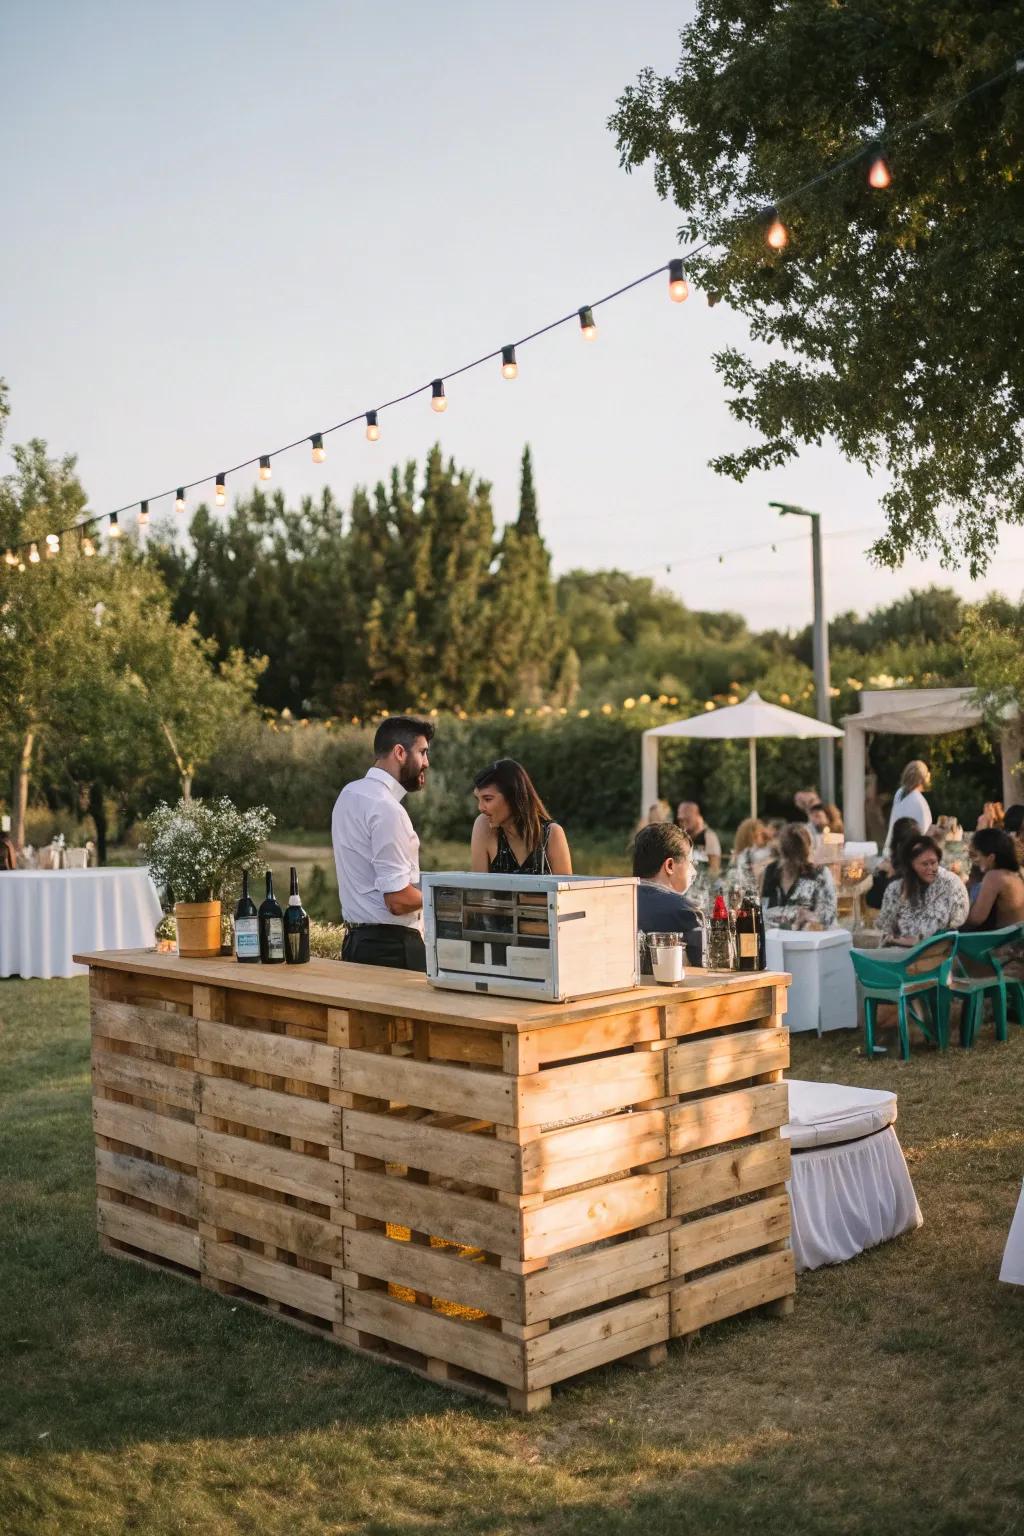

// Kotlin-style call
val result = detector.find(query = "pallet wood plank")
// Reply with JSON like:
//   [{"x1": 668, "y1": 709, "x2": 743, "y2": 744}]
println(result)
[
  {"x1": 345, "y1": 1168, "x2": 520, "y2": 1257},
  {"x1": 522, "y1": 1109, "x2": 667, "y2": 1195},
  {"x1": 92, "y1": 998, "x2": 197, "y2": 1055},
  {"x1": 343, "y1": 1109, "x2": 521, "y2": 1192},
  {"x1": 94, "y1": 1148, "x2": 198, "y2": 1217},
  {"x1": 522, "y1": 1173, "x2": 666, "y2": 1261},
  {"x1": 670, "y1": 1140, "x2": 791, "y2": 1218},
  {"x1": 97, "y1": 1199, "x2": 200, "y2": 1270},
  {"x1": 196, "y1": 1019, "x2": 338, "y2": 1087},
  {"x1": 200, "y1": 1186, "x2": 342, "y2": 1263},
  {"x1": 203, "y1": 1242, "x2": 340, "y2": 1319},
  {"x1": 532, "y1": 1008, "x2": 662, "y2": 1065},
  {"x1": 199, "y1": 1128, "x2": 343, "y2": 1205},
  {"x1": 668, "y1": 1082, "x2": 789, "y2": 1157},
  {"x1": 520, "y1": 1052, "x2": 665, "y2": 1126},
  {"x1": 344, "y1": 1229, "x2": 522, "y2": 1321},
  {"x1": 344, "y1": 1289, "x2": 524, "y2": 1387},
  {"x1": 337, "y1": 1049, "x2": 518, "y2": 1124},
  {"x1": 667, "y1": 1028, "x2": 790, "y2": 1097},
  {"x1": 525, "y1": 1295, "x2": 670, "y2": 1390},
  {"x1": 671, "y1": 1250, "x2": 795, "y2": 1334},
  {"x1": 199, "y1": 1076, "x2": 339, "y2": 1145},
  {"x1": 671, "y1": 1193, "x2": 791, "y2": 1276},
  {"x1": 661, "y1": 987, "x2": 775, "y2": 1040},
  {"x1": 92, "y1": 1049, "x2": 199, "y2": 1110},
  {"x1": 92, "y1": 1100, "x2": 197, "y2": 1164},
  {"x1": 523, "y1": 1232, "x2": 669, "y2": 1323}
]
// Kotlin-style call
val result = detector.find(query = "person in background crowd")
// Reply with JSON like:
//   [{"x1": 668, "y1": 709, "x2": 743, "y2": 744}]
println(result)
[
  {"x1": 976, "y1": 801, "x2": 1005, "y2": 830},
  {"x1": 647, "y1": 800, "x2": 673, "y2": 824},
  {"x1": 762, "y1": 823, "x2": 838, "y2": 930},
  {"x1": 1003, "y1": 804, "x2": 1024, "y2": 865},
  {"x1": 675, "y1": 801, "x2": 722, "y2": 875},
  {"x1": 793, "y1": 788, "x2": 820, "y2": 821},
  {"x1": 471, "y1": 758, "x2": 572, "y2": 875},
  {"x1": 333, "y1": 715, "x2": 434, "y2": 972},
  {"x1": 866, "y1": 816, "x2": 920, "y2": 910},
  {"x1": 730, "y1": 817, "x2": 773, "y2": 893},
  {"x1": 0, "y1": 832, "x2": 16, "y2": 870},
  {"x1": 962, "y1": 829, "x2": 1024, "y2": 932},
  {"x1": 807, "y1": 801, "x2": 844, "y2": 848},
  {"x1": 877, "y1": 834, "x2": 969, "y2": 946},
  {"x1": 883, "y1": 760, "x2": 932, "y2": 851},
  {"x1": 633, "y1": 823, "x2": 704, "y2": 968}
]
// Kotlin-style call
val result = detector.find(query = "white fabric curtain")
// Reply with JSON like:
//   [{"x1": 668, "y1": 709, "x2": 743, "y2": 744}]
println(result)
[{"x1": 788, "y1": 1126, "x2": 922, "y2": 1273}]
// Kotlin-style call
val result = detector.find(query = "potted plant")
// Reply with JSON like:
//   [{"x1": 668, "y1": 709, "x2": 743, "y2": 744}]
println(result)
[{"x1": 141, "y1": 797, "x2": 276, "y2": 958}]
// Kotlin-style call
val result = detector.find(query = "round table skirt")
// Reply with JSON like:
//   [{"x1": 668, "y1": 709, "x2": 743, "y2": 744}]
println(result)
[
  {"x1": 788, "y1": 1125, "x2": 923, "y2": 1273},
  {"x1": 1000, "y1": 1180, "x2": 1024, "y2": 1286},
  {"x1": 0, "y1": 868, "x2": 163, "y2": 980}
]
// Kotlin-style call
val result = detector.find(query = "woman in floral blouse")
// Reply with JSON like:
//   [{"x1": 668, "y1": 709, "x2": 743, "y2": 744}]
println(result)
[
  {"x1": 877, "y1": 835, "x2": 969, "y2": 945},
  {"x1": 761, "y1": 824, "x2": 838, "y2": 930}
]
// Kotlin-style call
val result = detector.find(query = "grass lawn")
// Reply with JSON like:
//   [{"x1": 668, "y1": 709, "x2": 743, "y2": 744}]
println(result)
[{"x1": 2, "y1": 980, "x2": 1023, "y2": 1536}]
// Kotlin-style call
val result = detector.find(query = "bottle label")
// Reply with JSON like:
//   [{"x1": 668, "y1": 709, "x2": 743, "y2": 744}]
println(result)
[
  {"x1": 235, "y1": 917, "x2": 259, "y2": 958},
  {"x1": 265, "y1": 917, "x2": 285, "y2": 959},
  {"x1": 739, "y1": 933, "x2": 758, "y2": 958}
]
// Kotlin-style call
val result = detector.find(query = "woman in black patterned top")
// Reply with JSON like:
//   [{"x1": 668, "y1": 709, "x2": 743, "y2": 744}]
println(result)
[{"x1": 470, "y1": 759, "x2": 572, "y2": 875}]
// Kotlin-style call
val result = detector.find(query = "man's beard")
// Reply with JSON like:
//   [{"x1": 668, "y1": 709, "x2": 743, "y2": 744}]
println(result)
[{"x1": 400, "y1": 762, "x2": 426, "y2": 793}]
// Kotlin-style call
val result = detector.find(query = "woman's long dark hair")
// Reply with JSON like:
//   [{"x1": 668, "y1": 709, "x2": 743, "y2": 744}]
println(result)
[
  {"x1": 778, "y1": 823, "x2": 814, "y2": 880},
  {"x1": 473, "y1": 759, "x2": 551, "y2": 855},
  {"x1": 889, "y1": 816, "x2": 920, "y2": 876},
  {"x1": 901, "y1": 835, "x2": 942, "y2": 907},
  {"x1": 972, "y1": 828, "x2": 1021, "y2": 872}
]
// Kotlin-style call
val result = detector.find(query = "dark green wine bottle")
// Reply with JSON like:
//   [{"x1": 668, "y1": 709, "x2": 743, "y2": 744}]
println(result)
[
  {"x1": 284, "y1": 865, "x2": 310, "y2": 965},
  {"x1": 258, "y1": 871, "x2": 285, "y2": 964}
]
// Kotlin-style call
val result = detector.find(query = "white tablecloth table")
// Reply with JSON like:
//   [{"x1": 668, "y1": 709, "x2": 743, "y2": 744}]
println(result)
[
  {"x1": 784, "y1": 1079, "x2": 922, "y2": 1272},
  {"x1": 766, "y1": 927, "x2": 857, "y2": 1034},
  {"x1": 1000, "y1": 1180, "x2": 1024, "y2": 1286},
  {"x1": 0, "y1": 868, "x2": 162, "y2": 979}
]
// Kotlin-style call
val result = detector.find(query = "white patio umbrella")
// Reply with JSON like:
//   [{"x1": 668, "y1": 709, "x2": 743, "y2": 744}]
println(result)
[{"x1": 640, "y1": 691, "x2": 844, "y2": 819}]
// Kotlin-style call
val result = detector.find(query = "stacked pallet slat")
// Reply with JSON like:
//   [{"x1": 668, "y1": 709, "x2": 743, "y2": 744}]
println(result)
[{"x1": 85, "y1": 954, "x2": 794, "y2": 1410}]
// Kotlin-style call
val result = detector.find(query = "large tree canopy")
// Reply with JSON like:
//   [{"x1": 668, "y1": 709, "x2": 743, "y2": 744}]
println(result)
[{"x1": 611, "y1": 4, "x2": 1024, "y2": 575}]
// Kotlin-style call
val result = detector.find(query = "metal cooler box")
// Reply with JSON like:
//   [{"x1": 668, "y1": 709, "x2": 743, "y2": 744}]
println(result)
[{"x1": 422, "y1": 872, "x2": 638, "y2": 1002}]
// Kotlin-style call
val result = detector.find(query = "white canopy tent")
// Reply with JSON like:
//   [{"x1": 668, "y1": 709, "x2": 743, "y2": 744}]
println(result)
[
  {"x1": 641, "y1": 691, "x2": 844, "y2": 820},
  {"x1": 842, "y1": 688, "x2": 1023, "y2": 839}
]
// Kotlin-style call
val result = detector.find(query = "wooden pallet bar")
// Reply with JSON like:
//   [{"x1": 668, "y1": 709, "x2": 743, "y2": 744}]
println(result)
[{"x1": 78, "y1": 948, "x2": 794, "y2": 1410}]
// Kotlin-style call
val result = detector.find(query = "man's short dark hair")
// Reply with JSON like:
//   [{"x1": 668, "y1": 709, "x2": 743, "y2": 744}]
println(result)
[
  {"x1": 633, "y1": 823, "x2": 692, "y2": 879},
  {"x1": 374, "y1": 715, "x2": 434, "y2": 757}
]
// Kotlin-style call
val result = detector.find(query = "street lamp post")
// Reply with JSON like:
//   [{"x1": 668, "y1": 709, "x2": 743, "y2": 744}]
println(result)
[{"x1": 769, "y1": 501, "x2": 835, "y2": 803}]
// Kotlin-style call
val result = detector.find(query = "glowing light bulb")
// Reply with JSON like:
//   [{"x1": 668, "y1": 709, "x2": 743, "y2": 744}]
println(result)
[
  {"x1": 4, "y1": 548, "x2": 16, "y2": 566},
  {"x1": 45, "y1": 533, "x2": 60, "y2": 549},
  {"x1": 431, "y1": 379, "x2": 447, "y2": 413},
  {"x1": 137, "y1": 500, "x2": 149, "y2": 526},
  {"x1": 365, "y1": 410, "x2": 380, "y2": 442},
  {"x1": 108, "y1": 512, "x2": 121, "y2": 538},
  {"x1": 765, "y1": 208, "x2": 788, "y2": 250},
  {"x1": 175, "y1": 488, "x2": 186, "y2": 512},
  {"x1": 578, "y1": 305, "x2": 597, "y2": 340},
  {"x1": 310, "y1": 432, "x2": 326, "y2": 463},
  {"x1": 29, "y1": 542, "x2": 40, "y2": 563},
  {"x1": 868, "y1": 150, "x2": 891, "y2": 189},
  {"x1": 215, "y1": 474, "x2": 227, "y2": 506},
  {"x1": 668, "y1": 258, "x2": 689, "y2": 302},
  {"x1": 259, "y1": 456, "x2": 272, "y2": 481},
  {"x1": 83, "y1": 535, "x2": 96, "y2": 557},
  {"x1": 501, "y1": 344, "x2": 518, "y2": 379}
]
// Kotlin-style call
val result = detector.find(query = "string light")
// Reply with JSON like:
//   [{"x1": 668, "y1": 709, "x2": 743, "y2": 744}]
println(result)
[
  {"x1": 764, "y1": 207, "x2": 789, "y2": 250},
  {"x1": 501, "y1": 345, "x2": 518, "y2": 379},
  {"x1": 137, "y1": 501, "x2": 149, "y2": 526},
  {"x1": 4, "y1": 548, "x2": 17, "y2": 566},
  {"x1": 668, "y1": 258, "x2": 689, "y2": 302},
  {"x1": 28, "y1": 542, "x2": 40, "y2": 564},
  {"x1": 5, "y1": 52, "x2": 1018, "y2": 570},
  {"x1": 867, "y1": 146, "x2": 892, "y2": 189},
  {"x1": 310, "y1": 433, "x2": 325, "y2": 463},
  {"x1": 45, "y1": 535, "x2": 59, "y2": 558},
  {"x1": 82, "y1": 534, "x2": 96, "y2": 557},
  {"x1": 175, "y1": 488, "x2": 186, "y2": 512}
]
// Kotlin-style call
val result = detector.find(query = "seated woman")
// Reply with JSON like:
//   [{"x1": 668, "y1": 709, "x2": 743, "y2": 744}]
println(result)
[
  {"x1": 470, "y1": 759, "x2": 572, "y2": 875},
  {"x1": 730, "y1": 817, "x2": 773, "y2": 894},
  {"x1": 633, "y1": 822, "x2": 704, "y2": 968},
  {"x1": 761, "y1": 823, "x2": 838, "y2": 931},
  {"x1": 877, "y1": 835, "x2": 969, "y2": 947},
  {"x1": 962, "y1": 829, "x2": 1024, "y2": 931}
]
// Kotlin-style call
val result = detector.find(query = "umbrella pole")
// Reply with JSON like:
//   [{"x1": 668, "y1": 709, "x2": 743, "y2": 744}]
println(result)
[{"x1": 749, "y1": 738, "x2": 757, "y2": 818}]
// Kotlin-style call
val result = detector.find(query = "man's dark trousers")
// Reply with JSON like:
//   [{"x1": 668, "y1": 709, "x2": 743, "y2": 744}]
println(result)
[{"x1": 341, "y1": 924, "x2": 427, "y2": 972}]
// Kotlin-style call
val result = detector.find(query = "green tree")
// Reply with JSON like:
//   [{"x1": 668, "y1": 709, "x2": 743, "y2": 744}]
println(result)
[
  {"x1": 611, "y1": 7, "x2": 1024, "y2": 574},
  {"x1": 486, "y1": 446, "x2": 565, "y2": 705}
]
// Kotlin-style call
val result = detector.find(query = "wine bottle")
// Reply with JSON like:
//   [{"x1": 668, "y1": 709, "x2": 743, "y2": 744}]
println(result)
[
  {"x1": 258, "y1": 871, "x2": 286, "y2": 964},
  {"x1": 707, "y1": 893, "x2": 733, "y2": 970},
  {"x1": 234, "y1": 869, "x2": 260, "y2": 964},
  {"x1": 284, "y1": 865, "x2": 310, "y2": 965},
  {"x1": 734, "y1": 893, "x2": 765, "y2": 972}
]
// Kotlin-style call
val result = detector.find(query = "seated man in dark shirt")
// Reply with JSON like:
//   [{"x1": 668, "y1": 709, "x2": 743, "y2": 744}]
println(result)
[{"x1": 633, "y1": 822, "x2": 704, "y2": 970}]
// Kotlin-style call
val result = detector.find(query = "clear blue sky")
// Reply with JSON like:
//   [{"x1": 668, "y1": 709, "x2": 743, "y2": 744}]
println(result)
[{"x1": 3, "y1": 0, "x2": 1022, "y2": 628}]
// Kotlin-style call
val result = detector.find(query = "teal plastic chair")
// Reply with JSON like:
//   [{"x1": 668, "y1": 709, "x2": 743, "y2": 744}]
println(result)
[
  {"x1": 948, "y1": 925, "x2": 1024, "y2": 1047},
  {"x1": 850, "y1": 933, "x2": 958, "y2": 1061}
]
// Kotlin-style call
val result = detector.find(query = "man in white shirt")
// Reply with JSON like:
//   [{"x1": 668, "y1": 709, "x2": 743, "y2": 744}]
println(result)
[{"x1": 333, "y1": 716, "x2": 434, "y2": 971}]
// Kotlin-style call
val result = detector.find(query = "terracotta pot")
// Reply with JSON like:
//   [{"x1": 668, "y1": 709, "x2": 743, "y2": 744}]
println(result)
[{"x1": 174, "y1": 899, "x2": 222, "y2": 959}]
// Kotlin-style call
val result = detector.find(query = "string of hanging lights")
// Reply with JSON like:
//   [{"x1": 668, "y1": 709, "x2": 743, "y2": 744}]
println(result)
[{"x1": 3, "y1": 52, "x2": 1020, "y2": 571}]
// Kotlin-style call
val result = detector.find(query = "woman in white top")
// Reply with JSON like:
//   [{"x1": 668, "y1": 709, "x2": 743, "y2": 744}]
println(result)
[{"x1": 883, "y1": 760, "x2": 932, "y2": 851}]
